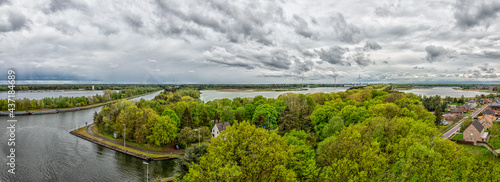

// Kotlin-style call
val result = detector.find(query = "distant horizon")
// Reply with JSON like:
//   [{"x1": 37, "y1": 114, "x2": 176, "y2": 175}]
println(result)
[{"x1": 1, "y1": 80, "x2": 500, "y2": 85}]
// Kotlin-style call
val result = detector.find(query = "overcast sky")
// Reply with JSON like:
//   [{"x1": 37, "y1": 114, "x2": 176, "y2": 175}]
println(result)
[{"x1": 1, "y1": 0, "x2": 499, "y2": 84}]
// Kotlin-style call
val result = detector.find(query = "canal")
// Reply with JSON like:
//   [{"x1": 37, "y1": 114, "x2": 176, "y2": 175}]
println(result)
[{"x1": 0, "y1": 90, "x2": 174, "y2": 182}]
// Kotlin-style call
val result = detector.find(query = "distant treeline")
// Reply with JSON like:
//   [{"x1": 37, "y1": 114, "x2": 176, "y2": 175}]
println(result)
[
  {"x1": 0, "y1": 86, "x2": 162, "y2": 111},
  {"x1": 178, "y1": 84, "x2": 344, "y2": 90},
  {"x1": 392, "y1": 84, "x2": 500, "y2": 91},
  {"x1": 0, "y1": 84, "x2": 167, "y2": 91}
]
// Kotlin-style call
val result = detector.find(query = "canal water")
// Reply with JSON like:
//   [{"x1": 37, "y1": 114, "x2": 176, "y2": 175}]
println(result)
[
  {"x1": 400, "y1": 87, "x2": 491, "y2": 98},
  {"x1": 0, "y1": 90, "x2": 173, "y2": 182},
  {"x1": 1, "y1": 90, "x2": 118, "y2": 100},
  {"x1": 200, "y1": 87, "x2": 348, "y2": 102}
]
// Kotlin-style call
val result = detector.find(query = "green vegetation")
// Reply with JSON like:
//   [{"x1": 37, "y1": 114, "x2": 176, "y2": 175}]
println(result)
[
  {"x1": 452, "y1": 134, "x2": 464, "y2": 141},
  {"x1": 0, "y1": 86, "x2": 161, "y2": 111},
  {"x1": 175, "y1": 85, "x2": 500, "y2": 181}
]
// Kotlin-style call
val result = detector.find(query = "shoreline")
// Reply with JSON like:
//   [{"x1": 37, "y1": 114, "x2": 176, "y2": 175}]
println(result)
[
  {"x1": 0, "y1": 90, "x2": 162, "y2": 115},
  {"x1": 452, "y1": 87, "x2": 497, "y2": 93},
  {"x1": 70, "y1": 124, "x2": 180, "y2": 161},
  {"x1": 208, "y1": 87, "x2": 344, "y2": 93}
]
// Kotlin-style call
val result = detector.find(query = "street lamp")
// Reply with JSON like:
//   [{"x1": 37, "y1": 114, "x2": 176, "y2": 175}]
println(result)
[
  {"x1": 143, "y1": 161, "x2": 149, "y2": 182},
  {"x1": 123, "y1": 124, "x2": 126, "y2": 148}
]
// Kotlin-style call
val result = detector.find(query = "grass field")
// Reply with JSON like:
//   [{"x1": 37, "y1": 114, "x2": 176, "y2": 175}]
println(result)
[
  {"x1": 451, "y1": 134, "x2": 463, "y2": 141},
  {"x1": 489, "y1": 136, "x2": 500, "y2": 150},
  {"x1": 459, "y1": 144, "x2": 500, "y2": 162}
]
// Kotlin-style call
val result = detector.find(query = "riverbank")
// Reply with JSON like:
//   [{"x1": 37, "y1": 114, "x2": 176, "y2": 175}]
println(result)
[
  {"x1": 452, "y1": 87, "x2": 497, "y2": 93},
  {"x1": 70, "y1": 124, "x2": 181, "y2": 161},
  {"x1": 0, "y1": 90, "x2": 162, "y2": 116}
]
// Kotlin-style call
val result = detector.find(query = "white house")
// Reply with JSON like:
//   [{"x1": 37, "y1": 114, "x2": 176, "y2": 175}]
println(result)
[{"x1": 212, "y1": 122, "x2": 230, "y2": 138}]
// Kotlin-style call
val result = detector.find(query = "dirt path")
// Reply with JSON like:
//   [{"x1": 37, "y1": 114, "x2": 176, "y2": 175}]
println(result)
[{"x1": 87, "y1": 124, "x2": 184, "y2": 155}]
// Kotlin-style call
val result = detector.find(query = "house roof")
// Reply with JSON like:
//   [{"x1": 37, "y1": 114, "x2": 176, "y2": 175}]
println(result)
[
  {"x1": 483, "y1": 109, "x2": 494, "y2": 114},
  {"x1": 451, "y1": 109, "x2": 463, "y2": 113},
  {"x1": 215, "y1": 122, "x2": 231, "y2": 132},
  {"x1": 491, "y1": 103, "x2": 500, "y2": 107},
  {"x1": 472, "y1": 119, "x2": 484, "y2": 132}
]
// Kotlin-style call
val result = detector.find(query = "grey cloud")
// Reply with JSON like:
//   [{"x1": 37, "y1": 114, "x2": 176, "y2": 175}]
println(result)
[
  {"x1": 292, "y1": 57, "x2": 313, "y2": 74},
  {"x1": 124, "y1": 14, "x2": 144, "y2": 31},
  {"x1": 0, "y1": 10, "x2": 28, "y2": 32},
  {"x1": 413, "y1": 66, "x2": 424, "y2": 69},
  {"x1": 47, "y1": 0, "x2": 88, "y2": 13},
  {"x1": 48, "y1": 20, "x2": 79, "y2": 35},
  {"x1": 364, "y1": 41, "x2": 382, "y2": 50},
  {"x1": 348, "y1": 51, "x2": 372, "y2": 67},
  {"x1": 454, "y1": 0, "x2": 500, "y2": 30},
  {"x1": 258, "y1": 50, "x2": 291, "y2": 70},
  {"x1": 478, "y1": 63, "x2": 495, "y2": 73},
  {"x1": 375, "y1": 7, "x2": 391, "y2": 17},
  {"x1": 202, "y1": 46, "x2": 255, "y2": 69},
  {"x1": 315, "y1": 46, "x2": 350, "y2": 66},
  {"x1": 0, "y1": 0, "x2": 9, "y2": 6},
  {"x1": 331, "y1": 13, "x2": 361, "y2": 43},
  {"x1": 483, "y1": 51, "x2": 500, "y2": 59},
  {"x1": 425, "y1": 45, "x2": 454, "y2": 63},
  {"x1": 292, "y1": 15, "x2": 313, "y2": 38}
]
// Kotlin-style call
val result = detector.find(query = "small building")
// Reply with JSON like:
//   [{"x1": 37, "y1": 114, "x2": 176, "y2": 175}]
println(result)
[
  {"x1": 479, "y1": 115, "x2": 494, "y2": 130},
  {"x1": 450, "y1": 109, "x2": 464, "y2": 115},
  {"x1": 442, "y1": 113, "x2": 457, "y2": 120},
  {"x1": 483, "y1": 109, "x2": 495, "y2": 115},
  {"x1": 447, "y1": 105, "x2": 457, "y2": 109},
  {"x1": 212, "y1": 122, "x2": 230, "y2": 138},
  {"x1": 467, "y1": 100, "x2": 478, "y2": 108},
  {"x1": 463, "y1": 119, "x2": 489, "y2": 144},
  {"x1": 491, "y1": 103, "x2": 500, "y2": 110},
  {"x1": 459, "y1": 105, "x2": 470, "y2": 112}
]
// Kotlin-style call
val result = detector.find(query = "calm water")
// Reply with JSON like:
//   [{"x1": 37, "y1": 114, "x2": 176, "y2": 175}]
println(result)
[
  {"x1": 0, "y1": 91, "x2": 175, "y2": 182},
  {"x1": 200, "y1": 87, "x2": 348, "y2": 102},
  {"x1": 401, "y1": 87, "x2": 489, "y2": 98},
  {"x1": 1, "y1": 90, "x2": 116, "y2": 100}
]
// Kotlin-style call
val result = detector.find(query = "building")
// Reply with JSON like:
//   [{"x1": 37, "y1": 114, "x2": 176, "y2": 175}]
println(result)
[
  {"x1": 467, "y1": 100, "x2": 478, "y2": 108},
  {"x1": 442, "y1": 113, "x2": 457, "y2": 120},
  {"x1": 447, "y1": 105, "x2": 457, "y2": 109},
  {"x1": 483, "y1": 109, "x2": 495, "y2": 115},
  {"x1": 479, "y1": 115, "x2": 494, "y2": 130},
  {"x1": 491, "y1": 103, "x2": 500, "y2": 110},
  {"x1": 212, "y1": 122, "x2": 230, "y2": 138},
  {"x1": 459, "y1": 105, "x2": 470, "y2": 112},
  {"x1": 463, "y1": 119, "x2": 489, "y2": 144},
  {"x1": 450, "y1": 109, "x2": 464, "y2": 115}
]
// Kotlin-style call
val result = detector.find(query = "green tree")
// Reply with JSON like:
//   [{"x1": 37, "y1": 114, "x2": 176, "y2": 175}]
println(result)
[
  {"x1": 178, "y1": 127, "x2": 196, "y2": 146},
  {"x1": 174, "y1": 144, "x2": 208, "y2": 180},
  {"x1": 252, "y1": 104, "x2": 278, "y2": 128},
  {"x1": 162, "y1": 108, "x2": 181, "y2": 128},
  {"x1": 147, "y1": 116, "x2": 178, "y2": 146},
  {"x1": 181, "y1": 107, "x2": 193, "y2": 128},
  {"x1": 321, "y1": 116, "x2": 344, "y2": 139},
  {"x1": 183, "y1": 121, "x2": 296, "y2": 181},
  {"x1": 220, "y1": 106, "x2": 235, "y2": 124}
]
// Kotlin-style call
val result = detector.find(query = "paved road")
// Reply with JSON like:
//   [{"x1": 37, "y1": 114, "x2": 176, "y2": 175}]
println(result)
[
  {"x1": 441, "y1": 104, "x2": 491, "y2": 139},
  {"x1": 87, "y1": 124, "x2": 183, "y2": 155}
]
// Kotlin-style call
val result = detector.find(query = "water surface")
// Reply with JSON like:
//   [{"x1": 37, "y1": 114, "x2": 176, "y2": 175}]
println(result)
[
  {"x1": 0, "y1": 91, "x2": 174, "y2": 182},
  {"x1": 401, "y1": 87, "x2": 489, "y2": 98},
  {"x1": 1, "y1": 90, "x2": 116, "y2": 100},
  {"x1": 200, "y1": 87, "x2": 348, "y2": 102}
]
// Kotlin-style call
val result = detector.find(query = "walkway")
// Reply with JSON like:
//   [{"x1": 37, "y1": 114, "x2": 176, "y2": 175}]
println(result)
[
  {"x1": 441, "y1": 104, "x2": 491, "y2": 139},
  {"x1": 87, "y1": 124, "x2": 184, "y2": 155}
]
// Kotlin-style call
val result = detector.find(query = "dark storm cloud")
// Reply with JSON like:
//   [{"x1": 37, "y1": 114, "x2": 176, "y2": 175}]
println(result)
[
  {"x1": 364, "y1": 41, "x2": 382, "y2": 50},
  {"x1": 0, "y1": 10, "x2": 27, "y2": 32},
  {"x1": 454, "y1": 0, "x2": 500, "y2": 30},
  {"x1": 292, "y1": 15, "x2": 313, "y2": 38},
  {"x1": 425, "y1": 45, "x2": 455, "y2": 62},
  {"x1": 331, "y1": 13, "x2": 361, "y2": 43},
  {"x1": 315, "y1": 46, "x2": 350, "y2": 66}
]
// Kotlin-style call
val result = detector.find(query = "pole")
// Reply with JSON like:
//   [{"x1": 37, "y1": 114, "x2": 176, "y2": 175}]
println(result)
[
  {"x1": 199, "y1": 128, "x2": 201, "y2": 146},
  {"x1": 143, "y1": 161, "x2": 149, "y2": 182},
  {"x1": 123, "y1": 124, "x2": 126, "y2": 148}
]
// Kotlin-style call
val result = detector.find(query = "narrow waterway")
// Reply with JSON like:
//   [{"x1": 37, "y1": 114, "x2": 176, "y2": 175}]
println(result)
[{"x1": 0, "y1": 90, "x2": 174, "y2": 182}]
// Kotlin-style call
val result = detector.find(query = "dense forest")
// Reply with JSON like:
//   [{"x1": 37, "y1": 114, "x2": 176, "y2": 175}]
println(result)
[
  {"x1": 0, "y1": 86, "x2": 161, "y2": 111},
  {"x1": 92, "y1": 85, "x2": 500, "y2": 181}
]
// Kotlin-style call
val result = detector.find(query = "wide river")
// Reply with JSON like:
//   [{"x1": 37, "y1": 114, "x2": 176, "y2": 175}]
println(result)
[
  {"x1": 0, "y1": 90, "x2": 173, "y2": 182},
  {"x1": 401, "y1": 87, "x2": 490, "y2": 98},
  {"x1": 200, "y1": 87, "x2": 348, "y2": 102},
  {"x1": 1, "y1": 90, "x2": 118, "y2": 100}
]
